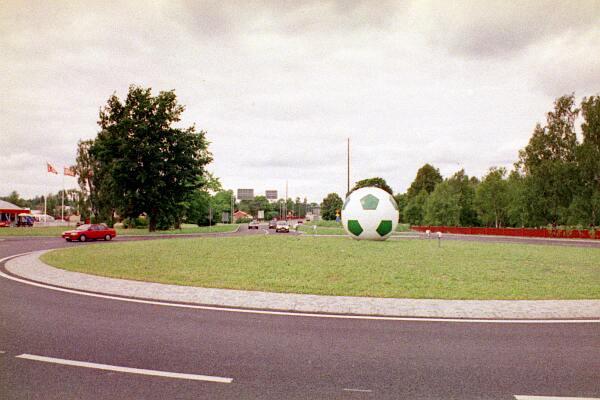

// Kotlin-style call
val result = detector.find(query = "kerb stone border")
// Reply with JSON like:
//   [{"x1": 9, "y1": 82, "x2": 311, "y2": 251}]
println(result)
[{"x1": 5, "y1": 251, "x2": 600, "y2": 319}]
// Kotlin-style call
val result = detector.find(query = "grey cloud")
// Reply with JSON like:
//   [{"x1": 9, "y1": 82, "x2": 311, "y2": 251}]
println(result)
[
  {"x1": 420, "y1": 1, "x2": 600, "y2": 58},
  {"x1": 531, "y1": 31, "x2": 600, "y2": 97},
  {"x1": 246, "y1": 148, "x2": 343, "y2": 170},
  {"x1": 2, "y1": 1, "x2": 598, "y2": 200},
  {"x1": 173, "y1": 0, "x2": 404, "y2": 38}
]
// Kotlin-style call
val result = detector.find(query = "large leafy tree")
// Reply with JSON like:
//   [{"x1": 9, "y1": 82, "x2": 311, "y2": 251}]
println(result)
[
  {"x1": 403, "y1": 190, "x2": 428, "y2": 225},
  {"x1": 349, "y1": 177, "x2": 393, "y2": 195},
  {"x1": 506, "y1": 170, "x2": 529, "y2": 227},
  {"x1": 518, "y1": 94, "x2": 580, "y2": 225},
  {"x1": 447, "y1": 169, "x2": 479, "y2": 226},
  {"x1": 571, "y1": 95, "x2": 600, "y2": 226},
  {"x1": 406, "y1": 163, "x2": 442, "y2": 198},
  {"x1": 423, "y1": 182, "x2": 461, "y2": 226},
  {"x1": 211, "y1": 190, "x2": 235, "y2": 223},
  {"x1": 74, "y1": 139, "x2": 114, "y2": 222},
  {"x1": 92, "y1": 85, "x2": 212, "y2": 231},
  {"x1": 184, "y1": 173, "x2": 222, "y2": 226},
  {"x1": 475, "y1": 167, "x2": 510, "y2": 227},
  {"x1": 321, "y1": 193, "x2": 343, "y2": 221},
  {"x1": 394, "y1": 193, "x2": 408, "y2": 222}
]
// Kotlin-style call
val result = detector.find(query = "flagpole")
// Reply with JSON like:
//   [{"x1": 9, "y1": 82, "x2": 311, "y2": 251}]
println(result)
[
  {"x1": 44, "y1": 162, "x2": 47, "y2": 225},
  {"x1": 61, "y1": 170, "x2": 65, "y2": 222}
]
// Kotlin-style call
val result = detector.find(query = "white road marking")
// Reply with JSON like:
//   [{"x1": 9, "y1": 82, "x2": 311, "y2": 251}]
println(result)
[
  {"x1": 515, "y1": 396, "x2": 600, "y2": 400},
  {"x1": 343, "y1": 388, "x2": 372, "y2": 392},
  {"x1": 0, "y1": 351, "x2": 6, "y2": 354},
  {"x1": 1, "y1": 252, "x2": 599, "y2": 324},
  {"x1": 16, "y1": 354, "x2": 232, "y2": 383}
]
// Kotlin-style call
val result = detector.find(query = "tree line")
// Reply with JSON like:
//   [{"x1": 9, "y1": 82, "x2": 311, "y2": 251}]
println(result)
[{"x1": 320, "y1": 94, "x2": 600, "y2": 228}]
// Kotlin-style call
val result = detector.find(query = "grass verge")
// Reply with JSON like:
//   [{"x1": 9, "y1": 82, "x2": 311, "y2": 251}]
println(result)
[
  {"x1": 0, "y1": 223, "x2": 239, "y2": 237},
  {"x1": 41, "y1": 235, "x2": 600, "y2": 300}
]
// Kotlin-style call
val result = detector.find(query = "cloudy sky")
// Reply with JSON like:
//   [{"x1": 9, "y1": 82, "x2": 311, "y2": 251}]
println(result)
[{"x1": 1, "y1": 1, "x2": 599, "y2": 202}]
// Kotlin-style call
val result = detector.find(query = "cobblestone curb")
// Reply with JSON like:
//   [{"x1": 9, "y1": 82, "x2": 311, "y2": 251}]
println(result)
[{"x1": 6, "y1": 251, "x2": 600, "y2": 319}]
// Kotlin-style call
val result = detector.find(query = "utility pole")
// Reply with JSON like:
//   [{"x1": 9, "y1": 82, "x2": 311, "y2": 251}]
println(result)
[
  {"x1": 347, "y1": 138, "x2": 350, "y2": 195},
  {"x1": 285, "y1": 180, "x2": 288, "y2": 220}
]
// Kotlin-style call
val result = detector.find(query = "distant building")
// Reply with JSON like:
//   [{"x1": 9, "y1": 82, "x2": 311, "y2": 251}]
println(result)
[
  {"x1": 0, "y1": 199, "x2": 26, "y2": 226},
  {"x1": 233, "y1": 210, "x2": 252, "y2": 221},
  {"x1": 237, "y1": 188, "x2": 254, "y2": 201},
  {"x1": 305, "y1": 205, "x2": 321, "y2": 221}
]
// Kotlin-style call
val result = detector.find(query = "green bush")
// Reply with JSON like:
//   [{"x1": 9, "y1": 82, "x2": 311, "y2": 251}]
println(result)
[
  {"x1": 396, "y1": 223, "x2": 410, "y2": 232},
  {"x1": 122, "y1": 217, "x2": 149, "y2": 229},
  {"x1": 265, "y1": 211, "x2": 279, "y2": 220},
  {"x1": 197, "y1": 217, "x2": 215, "y2": 227},
  {"x1": 237, "y1": 217, "x2": 253, "y2": 223}
]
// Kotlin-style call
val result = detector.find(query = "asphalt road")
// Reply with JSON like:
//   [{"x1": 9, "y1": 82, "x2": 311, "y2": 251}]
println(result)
[{"x1": 0, "y1": 227, "x2": 599, "y2": 399}]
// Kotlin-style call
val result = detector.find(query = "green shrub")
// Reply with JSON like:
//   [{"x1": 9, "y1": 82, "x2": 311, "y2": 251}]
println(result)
[
  {"x1": 197, "y1": 217, "x2": 215, "y2": 227},
  {"x1": 122, "y1": 217, "x2": 149, "y2": 229}
]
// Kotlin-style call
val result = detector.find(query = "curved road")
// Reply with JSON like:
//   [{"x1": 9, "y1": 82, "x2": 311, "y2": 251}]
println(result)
[{"x1": 1, "y1": 227, "x2": 599, "y2": 399}]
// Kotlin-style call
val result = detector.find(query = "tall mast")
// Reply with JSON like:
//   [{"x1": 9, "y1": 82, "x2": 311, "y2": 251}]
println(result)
[{"x1": 347, "y1": 138, "x2": 350, "y2": 195}]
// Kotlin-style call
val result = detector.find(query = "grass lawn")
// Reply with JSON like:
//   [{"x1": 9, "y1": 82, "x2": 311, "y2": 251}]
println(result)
[
  {"x1": 41, "y1": 235, "x2": 600, "y2": 300},
  {"x1": 0, "y1": 223, "x2": 239, "y2": 237}
]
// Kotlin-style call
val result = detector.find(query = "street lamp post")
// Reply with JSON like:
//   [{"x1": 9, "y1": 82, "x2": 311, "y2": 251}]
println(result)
[{"x1": 230, "y1": 193, "x2": 235, "y2": 224}]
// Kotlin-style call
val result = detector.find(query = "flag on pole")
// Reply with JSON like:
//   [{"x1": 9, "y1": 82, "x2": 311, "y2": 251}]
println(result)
[
  {"x1": 64, "y1": 166, "x2": 76, "y2": 177},
  {"x1": 47, "y1": 163, "x2": 58, "y2": 174}
]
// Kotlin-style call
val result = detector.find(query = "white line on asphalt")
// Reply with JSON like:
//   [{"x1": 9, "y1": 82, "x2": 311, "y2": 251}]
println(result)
[
  {"x1": 16, "y1": 354, "x2": 233, "y2": 383},
  {"x1": 515, "y1": 396, "x2": 600, "y2": 400},
  {"x1": 0, "y1": 351, "x2": 6, "y2": 354},
  {"x1": 1, "y1": 252, "x2": 600, "y2": 324},
  {"x1": 343, "y1": 388, "x2": 372, "y2": 392}
]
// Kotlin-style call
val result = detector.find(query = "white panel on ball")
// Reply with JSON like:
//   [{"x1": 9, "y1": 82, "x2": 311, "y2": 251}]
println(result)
[{"x1": 341, "y1": 187, "x2": 399, "y2": 241}]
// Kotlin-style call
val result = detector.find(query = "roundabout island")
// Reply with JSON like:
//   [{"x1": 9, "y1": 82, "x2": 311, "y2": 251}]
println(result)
[
  {"x1": 38, "y1": 234, "x2": 600, "y2": 301},
  {"x1": 1, "y1": 228, "x2": 600, "y2": 399}
]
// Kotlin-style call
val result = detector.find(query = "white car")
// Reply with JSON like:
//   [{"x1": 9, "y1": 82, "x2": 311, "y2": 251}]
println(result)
[{"x1": 275, "y1": 220, "x2": 289, "y2": 233}]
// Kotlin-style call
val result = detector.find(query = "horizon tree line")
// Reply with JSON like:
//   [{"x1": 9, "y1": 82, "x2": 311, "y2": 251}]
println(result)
[{"x1": 320, "y1": 94, "x2": 600, "y2": 229}]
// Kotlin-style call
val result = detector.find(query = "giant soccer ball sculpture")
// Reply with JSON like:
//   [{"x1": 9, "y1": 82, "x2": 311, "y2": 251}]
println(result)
[{"x1": 341, "y1": 187, "x2": 399, "y2": 241}]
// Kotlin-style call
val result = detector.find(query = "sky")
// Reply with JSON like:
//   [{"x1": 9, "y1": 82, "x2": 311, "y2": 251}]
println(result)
[{"x1": 1, "y1": 1, "x2": 599, "y2": 202}]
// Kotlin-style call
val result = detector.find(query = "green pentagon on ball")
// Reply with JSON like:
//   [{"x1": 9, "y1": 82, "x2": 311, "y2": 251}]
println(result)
[
  {"x1": 376, "y1": 220, "x2": 393, "y2": 236},
  {"x1": 347, "y1": 220, "x2": 363, "y2": 236},
  {"x1": 360, "y1": 194, "x2": 379, "y2": 210}
]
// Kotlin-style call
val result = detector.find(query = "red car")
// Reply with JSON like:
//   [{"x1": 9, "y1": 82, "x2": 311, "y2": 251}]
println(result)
[{"x1": 62, "y1": 224, "x2": 117, "y2": 242}]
